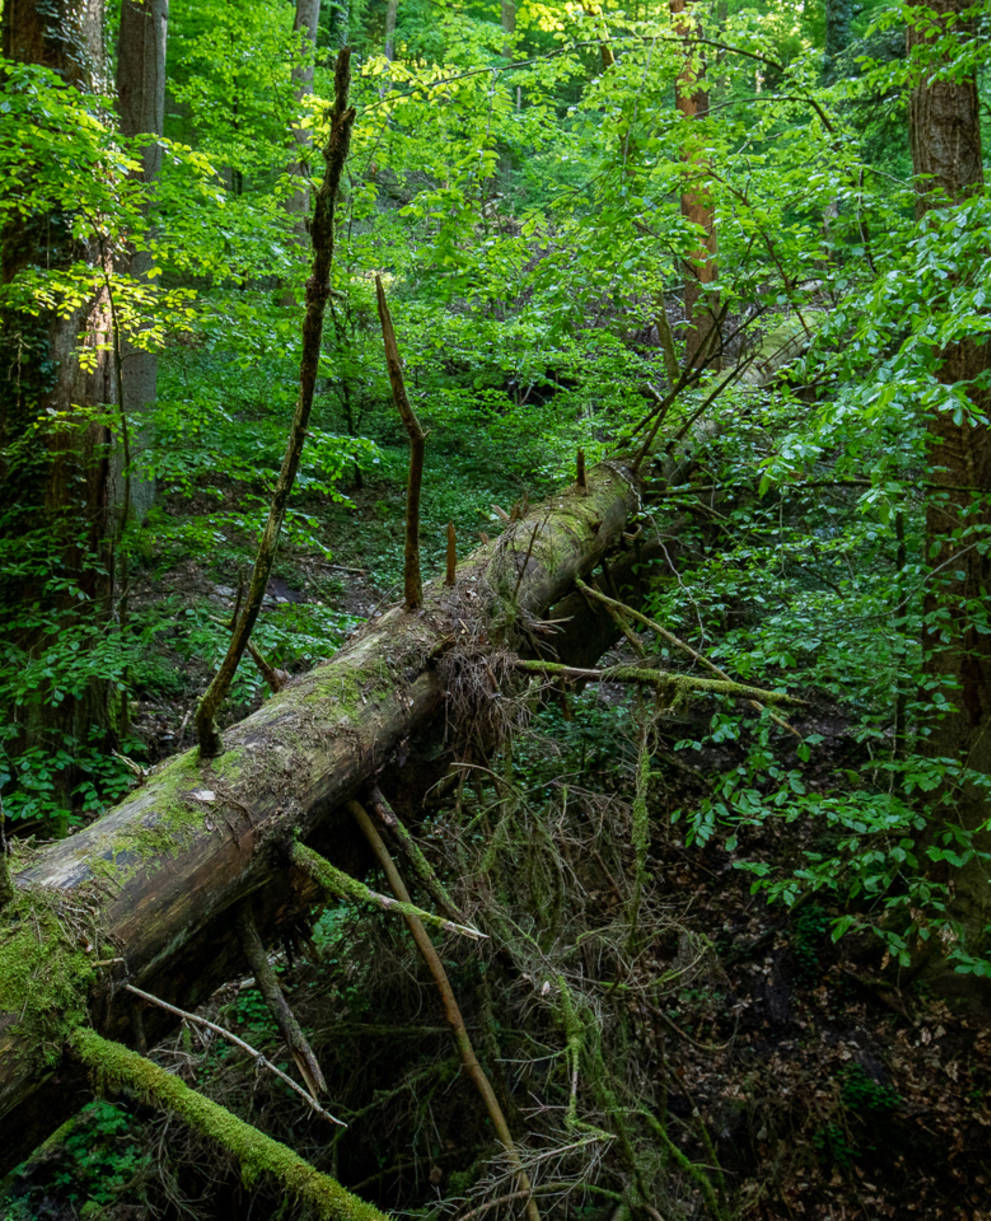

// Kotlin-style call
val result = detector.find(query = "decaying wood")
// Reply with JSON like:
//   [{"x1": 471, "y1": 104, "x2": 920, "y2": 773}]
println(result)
[
  {"x1": 290, "y1": 841, "x2": 485, "y2": 940},
  {"x1": 123, "y1": 983, "x2": 344, "y2": 1126},
  {"x1": 70, "y1": 1027, "x2": 378, "y2": 1219},
  {"x1": 0, "y1": 458, "x2": 640, "y2": 1169},
  {"x1": 375, "y1": 274, "x2": 426, "y2": 610},
  {"x1": 235, "y1": 903, "x2": 327, "y2": 1100}
]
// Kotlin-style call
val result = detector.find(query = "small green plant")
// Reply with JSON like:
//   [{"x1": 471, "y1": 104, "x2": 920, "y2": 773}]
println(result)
[
  {"x1": 791, "y1": 903, "x2": 833, "y2": 983},
  {"x1": 813, "y1": 1066, "x2": 901, "y2": 1170},
  {"x1": 6, "y1": 1100, "x2": 153, "y2": 1216},
  {"x1": 812, "y1": 1121, "x2": 858, "y2": 1169},
  {"x1": 839, "y1": 1064, "x2": 901, "y2": 1115}
]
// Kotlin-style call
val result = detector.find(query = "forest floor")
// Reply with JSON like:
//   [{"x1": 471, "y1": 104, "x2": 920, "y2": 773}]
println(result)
[{"x1": 3, "y1": 475, "x2": 990, "y2": 1221}]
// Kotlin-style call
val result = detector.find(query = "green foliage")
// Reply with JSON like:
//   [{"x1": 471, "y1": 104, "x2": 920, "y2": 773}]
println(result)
[
  {"x1": 2, "y1": 1101, "x2": 151, "y2": 1219},
  {"x1": 2, "y1": 0, "x2": 990, "y2": 958},
  {"x1": 53, "y1": 1101, "x2": 151, "y2": 1214},
  {"x1": 814, "y1": 1064, "x2": 902, "y2": 1169}
]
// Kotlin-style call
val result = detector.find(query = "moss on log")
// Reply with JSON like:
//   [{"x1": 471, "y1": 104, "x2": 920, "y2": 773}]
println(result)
[
  {"x1": 0, "y1": 461, "x2": 641, "y2": 1164},
  {"x1": 70, "y1": 1028, "x2": 389, "y2": 1221}
]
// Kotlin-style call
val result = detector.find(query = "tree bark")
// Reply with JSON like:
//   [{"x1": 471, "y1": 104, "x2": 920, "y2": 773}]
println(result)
[
  {"x1": 115, "y1": 0, "x2": 168, "y2": 524},
  {"x1": 384, "y1": 0, "x2": 399, "y2": 61},
  {"x1": 908, "y1": 0, "x2": 991, "y2": 947},
  {"x1": 0, "y1": 460, "x2": 642, "y2": 1168},
  {"x1": 287, "y1": 0, "x2": 322, "y2": 244},
  {"x1": 823, "y1": 0, "x2": 852, "y2": 84},
  {"x1": 670, "y1": 0, "x2": 718, "y2": 369}
]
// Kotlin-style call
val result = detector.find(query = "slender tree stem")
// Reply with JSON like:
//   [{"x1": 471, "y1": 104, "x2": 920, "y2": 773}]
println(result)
[
  {"x1": 195, "y1": 49, "x2": 355, "y2": 756},
  {"x1": 375, "y1": 275, "x2": 426, "y2": 609}
]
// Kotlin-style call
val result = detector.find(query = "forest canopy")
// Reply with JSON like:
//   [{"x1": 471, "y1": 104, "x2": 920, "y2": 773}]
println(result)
[{"x1": 1, "y1": 0, "x2": 990, "y2": 1217}]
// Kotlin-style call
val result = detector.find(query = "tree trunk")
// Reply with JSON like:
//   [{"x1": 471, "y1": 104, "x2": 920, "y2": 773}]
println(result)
[
  {"x1": 115, "y1": 0, "x2": 168, "y2": 524},
  {"x1": 384, "y1": 0, "x2": 399, "y2": 61},
  {"x1": 0, "y1": 0, "x2": 121, "y2": 832},
  {"x1": 287, "y1": 0, "x2": 322, "y2": 244},
  {"x1": 823, "y1": 0, "x2": 852, "y2": 84},
  {"x1": 670, "y1": 0, "x2": 718, "y2": 368},
  {"x1": 908, "y1": 0, "x2": 991, "y2": 947},
  {"x1": 0, "y1": 460, "x2": 642, "y2": 1168},
  {"x1": 581, "y1": 4, "x2": 615, "y2": 72}
]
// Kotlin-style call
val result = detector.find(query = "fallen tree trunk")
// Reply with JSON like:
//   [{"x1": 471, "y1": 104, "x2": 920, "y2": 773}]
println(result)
[{"x1": 0, "y1": 459, "x2": 641, "y2": 1169}]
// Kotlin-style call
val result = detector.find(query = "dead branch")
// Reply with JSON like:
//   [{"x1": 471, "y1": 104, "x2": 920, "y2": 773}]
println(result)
[
  {"x1": 69, "y1": 1027, "x2": 374, "y2": 1218},
  {"x1": 349, "y1": 799, "x2": 541, "y2": 1221},
  {"x1": 517, "y1": 658, "x2": 800, "y2": 706},
  {"x1": 291, "y1": 841, "x2": 485, "y2": 940},
  {"x1": 575, "y1": 578, "x2": 801, "y2": 734},
  {"x1": 376, "y1": 275, "x2": 426, "y2": 610},
  {"x1": 195, "y1": 49, "x2": 355, "y2": 756},
  {"x1": 123, "y1": 983, "x2": 343, "y2": 1126},
  {"x1": 235, "y1": 904, "x2": 327, "y2": 1100}
]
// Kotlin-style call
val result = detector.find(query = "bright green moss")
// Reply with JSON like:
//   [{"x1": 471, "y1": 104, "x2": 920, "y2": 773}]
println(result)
[
  {"x1": 70, "y1": 1028, "x2": 390, "y2": 1221},
  {"x1": 0, "y1": 892, "x2": 96, "y2": 1067}
]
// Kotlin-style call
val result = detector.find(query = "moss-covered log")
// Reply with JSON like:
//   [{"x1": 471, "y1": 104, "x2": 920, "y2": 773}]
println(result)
[
  {"x1": 70, "y1": 1028, "x2": 388, "y2": 1221},
  {"x1": 0, "y1": 460, "x2": 641, "y2": 1170}
]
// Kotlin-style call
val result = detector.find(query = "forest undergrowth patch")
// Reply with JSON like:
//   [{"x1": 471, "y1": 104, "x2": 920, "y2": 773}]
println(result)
[{"x1": 5, "y1": 681, "x2": 989, "y2": 1220}]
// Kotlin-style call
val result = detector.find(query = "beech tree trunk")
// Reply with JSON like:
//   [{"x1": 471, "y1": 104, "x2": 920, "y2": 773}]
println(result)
[
  {"x1": 908, "y1": 0, "x2": 991, "y2": 946},
  {"x1": 670, "y1": 0, "x2": 718, "y2": 368},
  {"x1": 384, "y1": 0, "x2": 399, "y2": 61},
  {"x1": 0, "y1": 461, "x2": 642, "y2": 1169},
  {"x1": 115, "y1": 0, "x2": 168, "y2": 523},
  {"x1": 287, "y1": 0, "x2": 322, "y2": 242},
  {"x1": 823, "y1": 0, "x2": 852, "y2": 84}
]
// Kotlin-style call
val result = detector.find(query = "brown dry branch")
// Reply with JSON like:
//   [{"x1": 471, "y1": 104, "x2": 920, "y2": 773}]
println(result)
[
  {"x1": 123, "y1": 984, "x2": 344, "y2": 1126},
  {"x1": 234, "y1": 904, "x2": 327, "y2": 1100},
  {"x1": 349, "y1": 799, "x2": 542, "y2": 1221},
  {"x1": 575, "y1": 578, "x2": 801, "y2": 734},
  {"x1": 375, "y1": 275, "x2": 426, "y2": 610},
  {"x1": 195, "y1": 49, "x2": 355, "y2": 756},
  {"x1": 446, "y1": 521, "x2": 457, "y2": 586},
  {"x1": 368, "y1": 784, "x2": 465, "y2": 925}
]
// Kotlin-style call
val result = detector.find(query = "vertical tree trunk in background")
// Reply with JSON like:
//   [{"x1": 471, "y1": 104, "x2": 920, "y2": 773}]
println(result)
[
  {"x1": 384, "y1": 0, "x2": 399, "y2": 61},
  {"x1": 1, "y1": 0, "x2": 121, "y2": 831},
  {"x1": 115, "y1": 0, "x2": 168, "y2": 523},
  {"x1": 908, "y1": 0, "x2": 991, "y2": 947},
  {"x1": 582, "y1": 4, "x2": 615, "y2": 71},
  {"x1": 823, "y1": 0, "x2": 852, "y2": 84},
  {"x1": 670, "y1": 0, "x2": 718, "y2": 368},
  {"x1": 287, "y1": 0, "x2": 322, "y2": 244}
]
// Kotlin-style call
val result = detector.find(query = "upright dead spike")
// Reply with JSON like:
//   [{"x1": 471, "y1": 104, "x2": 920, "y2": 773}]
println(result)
[
  {"x1": 194, "y1": 48, "x2": 355, "y2": 756},
  {"x1": 445, "y1": 521, "x2": 457, "y2": 586},
  {"x1": 376, "y1": 274, "x2": 425, "y2": 609},
  {"x1": 576, "y1": 448, "x2": 587, "y2": 492}
]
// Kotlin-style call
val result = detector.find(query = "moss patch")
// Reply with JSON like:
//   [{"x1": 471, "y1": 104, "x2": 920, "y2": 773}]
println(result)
[
  {"x1": 0, "y1": 890, "x2": 96, "y2": 1069},
  {"x1": 86, "y1": 759, "x2": 210, "y2": 887}
]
